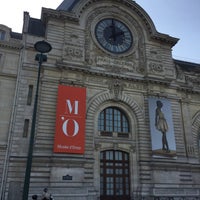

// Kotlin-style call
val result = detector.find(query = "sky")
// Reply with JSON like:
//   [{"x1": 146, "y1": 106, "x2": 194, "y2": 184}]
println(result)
[{"x1": 0, "y1": 0, "x2": 199, "y2": 63}]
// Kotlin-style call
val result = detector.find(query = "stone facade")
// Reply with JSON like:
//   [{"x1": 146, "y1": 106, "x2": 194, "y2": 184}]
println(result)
[
  {"x1": 0, "y1": 25, "x2": 23, "y2": 200},
  {"x1": 0, "y1": 0, "x2": 200, "y2": 200}
]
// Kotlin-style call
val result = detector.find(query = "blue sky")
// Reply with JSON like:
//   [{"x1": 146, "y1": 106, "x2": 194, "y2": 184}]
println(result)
[
  {"x1": 0, "y1": 0, "x2": 199, "y2": 63},
  {"x1": 136, "y1": 0, "x2": 200, "y2": 63}
]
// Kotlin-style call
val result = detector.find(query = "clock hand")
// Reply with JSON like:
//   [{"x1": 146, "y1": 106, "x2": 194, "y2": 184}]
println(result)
[
  {"x1": 111, "y1": 19, "x2": 116, "y2": 41},
  {"x1": 109, "y1": 30, "x2": 124, "y2": 43},
  {"x1": 109, "y1": 20, "x2": 125, "y2": 42}
]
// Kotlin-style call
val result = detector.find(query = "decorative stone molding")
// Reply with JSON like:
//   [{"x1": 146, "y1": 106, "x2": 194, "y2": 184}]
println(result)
[
  {"x1": 86, "y1": 90, "x2": 144, "y2": 133},
  {"x1": 65, "y1": 46, "x2": 83, "y2": 58},
  {"x1": 175, "y1": 63, "x2": 200, "y2": 90},
  {"x1": 63, "y1": 43, "x2": 84, "y2": 62},
  {"x1": 108, "y1": 79, "x2": 124, "y2": 101},
  {"x1": 42, "y1": 8, "x2": 79, "y2": 23},
  {"x1": 96, "y1": 56, "x2": 136, "y2": 73},
  {"x1": 175, "y1": 64, "x2": 185, "y2": 81},
  {"x1": 149, "y1": 48, "x2": 163, "y2": 61},
  {"x1": 0, "y1": 40, "x2": 23, "y2": 50},
  {"x1": 186, "y1": 75, "x2": 200, "y2": 85},
  {"x1": 84, "y1": 5, "x2": 145, "y2": 74},
  {"x1": 94, "y1": 143, "x2": 102, "y2": 151},
  {"x1": 148, "y1": 62, "x2": 164, "y2": 74}
]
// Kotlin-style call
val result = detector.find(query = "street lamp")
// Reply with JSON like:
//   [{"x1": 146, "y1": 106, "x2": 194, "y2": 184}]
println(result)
[{"x1": 22, "y1": 41, "x2": 52, "y2": 200}]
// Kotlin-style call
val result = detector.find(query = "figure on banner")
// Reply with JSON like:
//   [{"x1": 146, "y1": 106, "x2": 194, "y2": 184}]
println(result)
[{"x1": 155, "y1": 100, "x2": 170, "y2": 152}]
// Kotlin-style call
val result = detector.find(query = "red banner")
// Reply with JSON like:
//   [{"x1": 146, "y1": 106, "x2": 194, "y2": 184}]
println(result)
[{"x1": 54, "y1": 85, "x2": 86, "y2": 154}]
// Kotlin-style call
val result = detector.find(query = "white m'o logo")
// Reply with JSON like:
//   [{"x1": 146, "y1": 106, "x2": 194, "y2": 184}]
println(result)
[
  {"x1": 62, "y1": 119, "x2": 79, "y2": 137},
  {"x1": 62, "y1": 100, "x2": 80, "y2": 137}
]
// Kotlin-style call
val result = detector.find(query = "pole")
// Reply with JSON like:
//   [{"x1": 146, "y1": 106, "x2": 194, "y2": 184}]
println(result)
[
  {"x1": 22, "y1": 40, "x2": 52, "y2": 200},
  {"x1": 22, "y1": 53, "x2": 43, "y2": 200}
]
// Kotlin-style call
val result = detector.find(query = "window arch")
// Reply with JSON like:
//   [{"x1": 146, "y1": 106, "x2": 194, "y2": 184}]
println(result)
[{"x1": 98, "y1": 107, "x2": 129, "y2": 137}]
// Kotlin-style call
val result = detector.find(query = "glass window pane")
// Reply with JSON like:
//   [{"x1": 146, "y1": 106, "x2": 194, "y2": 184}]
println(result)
[
  {"x1": 116, "y1": 168, "x2": 123, "y2": 174},
  {"x1": 106, "y1": 168, "x2": 113, "y2": 174},
  {"x1": 115, "y1": 151, "x2": 122, "y2": 160},
  {"x1": 115, "y1": 163, "x2": 123, "y2": 166},
  {"x1": 124, "y1": 153, "x2": 128, "y2": 160},
  {"x1": 106, "y1": 151, "x2": 113, "y2": 160},
  {"x1": 98, "y1": 107, "x2": 129, "y2": 134}
]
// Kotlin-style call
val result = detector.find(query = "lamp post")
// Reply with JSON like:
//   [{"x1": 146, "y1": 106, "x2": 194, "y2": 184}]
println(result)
[{"x1": 22, "y1": 41, "x2": 52, "y2": 200}]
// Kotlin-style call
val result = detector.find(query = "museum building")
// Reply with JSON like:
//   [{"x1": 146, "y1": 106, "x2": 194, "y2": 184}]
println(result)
[{"x1": 0, "y1": 0, "x2": 200, "y2": 199}]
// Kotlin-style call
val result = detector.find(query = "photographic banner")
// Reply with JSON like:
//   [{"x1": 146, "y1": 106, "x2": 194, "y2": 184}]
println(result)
[
  {"x1": 54, "y1": 85, "x2": 86, "y2": 154},
  {"x1": 148, "y1": 98, "x2": 176, "y2": 158}
]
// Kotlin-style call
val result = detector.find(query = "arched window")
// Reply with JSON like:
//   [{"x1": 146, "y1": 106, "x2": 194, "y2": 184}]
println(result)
[{"x1": 98, "y1": 107, "x2": 129, "y2": 137}]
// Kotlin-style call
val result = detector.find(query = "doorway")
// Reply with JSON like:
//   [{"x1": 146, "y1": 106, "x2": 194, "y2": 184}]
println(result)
[{"x1": 100, "y1": 150, "x2": 130, "y2": 200}]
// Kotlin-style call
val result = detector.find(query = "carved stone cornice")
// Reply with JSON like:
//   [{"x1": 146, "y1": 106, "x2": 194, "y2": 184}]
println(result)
[
  {"x1": 0, "y1": 40, "x2": 23, "y2": 50},
  {"x1": 41, "y1": 8, "x2": 79, "y2": 24},
  {"x1": 56, "y1": 60, "x2": 171, "y2": 85},
  {"x1": 55, "y1": 60, "x2": 200, "y2": 94},
  {"x1": 150, "y1": 31, "x2": 179, "y2": 46},
  {"x1": 174, "y1": 62, "x2": 200, "y2": 92}
]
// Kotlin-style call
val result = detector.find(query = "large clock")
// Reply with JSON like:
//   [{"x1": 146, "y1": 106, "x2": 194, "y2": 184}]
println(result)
[{"x1": 95, "y1": 18, "x2": 133, "y2": 54}]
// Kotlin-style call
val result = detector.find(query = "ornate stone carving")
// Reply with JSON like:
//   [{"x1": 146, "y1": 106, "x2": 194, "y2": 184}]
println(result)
[
  {"x1": 108, "y1": 79, "x2": 124, "y2": 100},
  {"x1": 127, "y1": 82, "x2": 145, "y2": 91},
  {"x1": 65, "y1": 46, "x2": 83, "y2": 58},
  {"x1": 148, "y1": 48, "x2": 163, "y2": 61},
  {"x1": 175, "y1": 64, "x2": 185, "y2": 80},
  {"x1": 175, "y1": 64, "x2": 200, "y2": 90},
  {"x1": 85, "y1": 8, "x2": 103, "y2": 63},
  {"x1": 84, "y1": 6, "x2": 145, "y2": 75},
  {"x1": 94, "y1": 142, "x2": 102, "y2": 151},
  {"x1": 96, "y1": 56, "x2": 136, "y2": 73},
  {"x1": 64, "y1": 43, "x2": 84, "y2": 61},
  {"x1": 186, "y1": 75, "x2": 200, "y2": 85},
  {"x1": 148, "y1": 62, "x2": 164, "y2": 74}
]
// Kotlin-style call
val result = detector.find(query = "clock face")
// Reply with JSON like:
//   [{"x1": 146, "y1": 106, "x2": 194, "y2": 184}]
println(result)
[{"x1": 95, "y1": 18, "x2": 133, "y2": 54}]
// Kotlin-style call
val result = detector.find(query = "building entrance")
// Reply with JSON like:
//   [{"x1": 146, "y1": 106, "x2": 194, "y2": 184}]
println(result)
[{"x1": 100, "y1": 150, "x2": 131, "y2": 200}]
